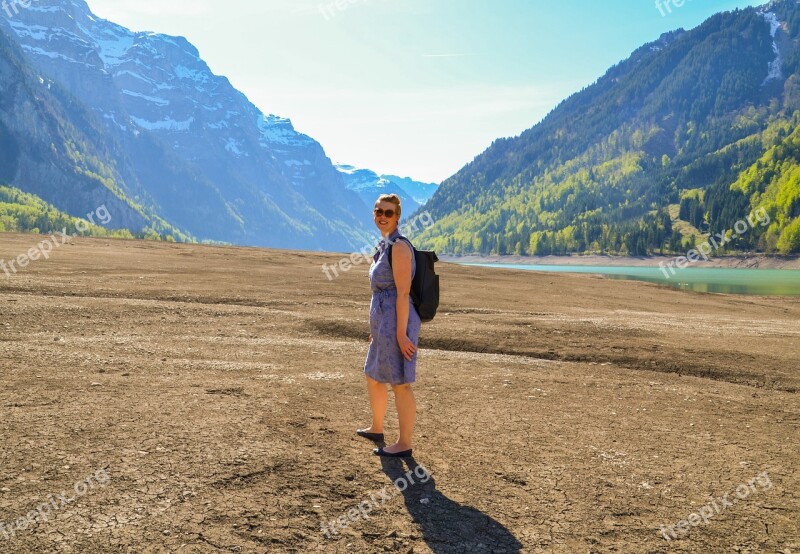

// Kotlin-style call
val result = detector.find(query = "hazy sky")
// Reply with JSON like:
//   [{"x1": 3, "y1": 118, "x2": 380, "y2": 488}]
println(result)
[{"x1": 90, "y1": 0, "x2": 763, "y2": 183}]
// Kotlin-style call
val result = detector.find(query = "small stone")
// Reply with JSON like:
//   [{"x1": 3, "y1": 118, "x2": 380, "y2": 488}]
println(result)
[
  {"x1": 91, "y1": 383, "x2": 102, "y2": 387},
  {"x1": 420, "y1": 498, "x2": 430, "y2": 504},
  {"x1": 0, "y1": 487, "x2": 10, "y2": 493}
]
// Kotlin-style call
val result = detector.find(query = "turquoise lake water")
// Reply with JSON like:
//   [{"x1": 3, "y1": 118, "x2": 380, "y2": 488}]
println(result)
[{"x1": 456, "y1": 262, "x2": 800, "y2": 296}]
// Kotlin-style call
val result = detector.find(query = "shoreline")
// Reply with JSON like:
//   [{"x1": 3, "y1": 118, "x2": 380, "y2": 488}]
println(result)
[{"x1": 439, "y1": 253, "x2": 800, "y2": 270}]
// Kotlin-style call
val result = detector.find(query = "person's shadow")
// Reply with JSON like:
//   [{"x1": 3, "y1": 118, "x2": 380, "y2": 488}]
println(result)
[{"x1": 380, "y1": 457, "x2": 522, "y2": 553}]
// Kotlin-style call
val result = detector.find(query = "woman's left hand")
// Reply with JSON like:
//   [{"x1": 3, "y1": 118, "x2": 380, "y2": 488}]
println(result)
[{"x1": 397, "y1": 334, "x2": 417, "y2": 361}]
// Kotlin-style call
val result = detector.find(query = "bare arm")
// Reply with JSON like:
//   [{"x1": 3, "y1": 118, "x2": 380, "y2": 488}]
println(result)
[{"x1": 392, "y1": 240, "x2": 417, "y2": 361}]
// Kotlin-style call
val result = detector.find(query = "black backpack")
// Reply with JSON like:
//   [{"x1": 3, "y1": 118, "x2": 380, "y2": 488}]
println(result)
[{"x1": 388, "y1": 236, "x2": 440, "y2": 323}]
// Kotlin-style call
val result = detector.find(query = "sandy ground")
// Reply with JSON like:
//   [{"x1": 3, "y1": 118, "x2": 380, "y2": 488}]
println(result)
[
  {"x1": 442, "y1": 254, "x2": 800, "y2": 270},
  {"x1": 0, "y1": 232, "x2": 798, "y2": 553}
]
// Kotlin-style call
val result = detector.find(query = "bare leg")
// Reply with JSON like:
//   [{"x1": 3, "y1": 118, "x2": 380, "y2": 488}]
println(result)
[
  {"x1": 385, "y1": 384, "x2": 415, "y2": 453},
  {"x1": 364, "y1": 375, "x2": 388, "y2": 433}
]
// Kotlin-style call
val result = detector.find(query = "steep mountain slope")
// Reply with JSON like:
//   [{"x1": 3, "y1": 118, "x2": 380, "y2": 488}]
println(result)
[
  {"x1": 0, "y1": 27, "x2": 183, "y2": 238},
  {"x1": 0, "y1": 0, "x2": 373, "y2": 250},
  {"x1": 416, "y1": 0, "x2": 800, "y2": 256},
  {"x1": 335, "y1": 164, "x2": 421, "y2": 214}
]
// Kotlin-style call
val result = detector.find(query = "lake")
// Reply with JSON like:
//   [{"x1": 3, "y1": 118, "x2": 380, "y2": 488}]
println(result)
[{"x1": 455, "y1": 263, "x2": 800, "y2": 296}]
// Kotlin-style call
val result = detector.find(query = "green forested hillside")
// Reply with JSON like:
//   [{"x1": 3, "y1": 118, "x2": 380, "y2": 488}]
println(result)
[
  {"x1": 728, "y1": 122, "x2": 800, "y2": 252},
  {"x1": 415, "y1": 1, "x2": 800, "y2": 256},
  {"x1": 0, "y1": 185, "x2": 179, "y2": 241}
]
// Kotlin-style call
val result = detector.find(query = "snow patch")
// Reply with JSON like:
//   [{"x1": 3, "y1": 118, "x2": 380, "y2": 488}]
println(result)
[
  {"x1": 762, "y1": 12, "x2": 783, "y2": 84},
  {"x1": 130, "y1": 116, "x2": 194, "y2": 132},
  {"x1": 224, "y1": 138, "x2": 245, "y2": 156},
  {"x1": 257, "y1": 114, "x2": 314, "y2": 147},
  {"x1": 73, "y1": 20, "x2": 135, "y2": 67},
  {"x1": 20, "y1": 45, "x2": 79, "y2": 64},
  {"x1": 334, "y1": 163, "x2": 361, "y2": 175},
  {"x1": 121, "y1": 89, "x2": 170, "y2": 106},
  {"x1": 24, "y1": 5, "x2": 62, "y2": 14},
  {"x1": 175, "y1": 65, "x2": 210, "y2": 84},
  {"x1": 8, "y1": 21, "x2": 49, "y2": 41}
]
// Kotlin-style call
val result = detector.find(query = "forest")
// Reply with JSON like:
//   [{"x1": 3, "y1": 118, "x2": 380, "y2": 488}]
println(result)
[{"x1": 414, "y1": 3, "x2": 800, "y2": 256}]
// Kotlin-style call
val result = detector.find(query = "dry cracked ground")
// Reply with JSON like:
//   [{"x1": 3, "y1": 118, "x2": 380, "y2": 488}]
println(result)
[{"x1": 0, "y1": 233, "x2": 798, "y2": 553}]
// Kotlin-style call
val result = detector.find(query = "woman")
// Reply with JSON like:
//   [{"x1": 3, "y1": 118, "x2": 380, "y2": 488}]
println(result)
[{"x1": 357, "y1": 194, "x2": 421, "y2": 458}]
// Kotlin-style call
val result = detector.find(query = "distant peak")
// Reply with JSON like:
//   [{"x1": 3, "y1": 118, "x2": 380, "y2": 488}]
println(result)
[{"x1": 334, "y1": 163, "x2": 378, "y2": 177}]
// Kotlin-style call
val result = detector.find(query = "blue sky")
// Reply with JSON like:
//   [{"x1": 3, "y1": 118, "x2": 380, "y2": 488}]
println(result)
[{"x1": 91, "y1": 0, "x2": 763, "y2": 183}]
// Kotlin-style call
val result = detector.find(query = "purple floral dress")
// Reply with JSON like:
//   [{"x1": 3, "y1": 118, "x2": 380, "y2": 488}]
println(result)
[{"x1": 363, "y1": 229, "x2": 421, "y2": 384}]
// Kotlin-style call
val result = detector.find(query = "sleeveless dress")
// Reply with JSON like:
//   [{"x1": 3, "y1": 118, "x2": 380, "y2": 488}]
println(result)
[{"x1": 363, "y1": 228, "x2": 421, "y2": 385}]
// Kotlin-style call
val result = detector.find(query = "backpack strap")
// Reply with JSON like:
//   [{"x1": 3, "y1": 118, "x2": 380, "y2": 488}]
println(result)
[{"x1": 388, "y1": 235, "x2": 414, "y2": 267}]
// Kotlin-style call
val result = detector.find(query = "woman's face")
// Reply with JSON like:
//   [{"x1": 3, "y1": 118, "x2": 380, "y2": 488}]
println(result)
[{"x1": 373, "y1": 201, "x2": 400, "y2": 234}]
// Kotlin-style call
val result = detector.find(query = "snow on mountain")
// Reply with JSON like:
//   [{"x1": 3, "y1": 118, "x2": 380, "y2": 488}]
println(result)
[
  {"x1": 381, "y1": 175, "x2": 439, "y2": 206},
  {"x1": 760, "y1": 11, "x2": 783, "y2": 83},
  {"x1": 335, "y1": 164, "x2": 428, "y2": 215},
  {"x1": 0, "y1": 0, "x2": 373, "y2": 250}
]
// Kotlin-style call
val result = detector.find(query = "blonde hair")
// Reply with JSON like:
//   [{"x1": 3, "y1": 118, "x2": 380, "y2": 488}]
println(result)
[{"x1": 375, "y1": 194, "x2": 401, "y2": 218}]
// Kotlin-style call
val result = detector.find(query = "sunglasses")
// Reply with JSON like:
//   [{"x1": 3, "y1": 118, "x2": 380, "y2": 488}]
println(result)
[{"x1": 373, "y1": 208, "x2": 397, "y2": 218}]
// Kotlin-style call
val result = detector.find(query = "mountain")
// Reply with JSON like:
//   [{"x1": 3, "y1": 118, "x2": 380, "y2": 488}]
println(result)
[
  {"x1": 381, "y1": 175, "x2": 439, "y2": 206},
  {"x1": 415, "y1": 0, "x2": 800, "y2": 256},
  {"x1": 0, "y1": 0, "x2": 374, "y2": 251},
  {"x1": 335, "y1": 164, "x2": 422, "y2": 215},
  {"x1": 0, "y1": 25, "x2": 183, "y2": 238}
]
